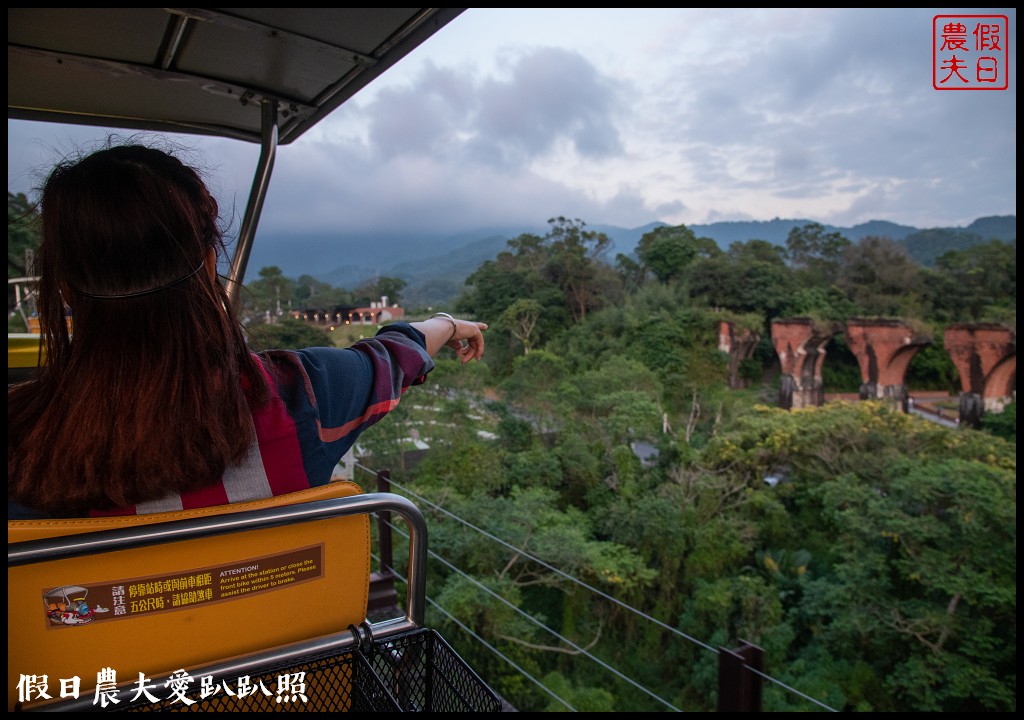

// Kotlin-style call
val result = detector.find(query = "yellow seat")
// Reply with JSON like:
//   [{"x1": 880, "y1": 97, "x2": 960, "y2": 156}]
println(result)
[{"x1": 8, "y1": 481, "x2": 375, "y2": 712}]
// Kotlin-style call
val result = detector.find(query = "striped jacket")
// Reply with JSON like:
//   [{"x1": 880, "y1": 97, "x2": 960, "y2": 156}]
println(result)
[{"x1": 8, "y1": 323, "x2": 432, "y2": 519}]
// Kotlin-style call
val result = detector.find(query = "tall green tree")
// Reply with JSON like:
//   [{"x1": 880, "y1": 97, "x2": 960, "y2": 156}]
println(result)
[
  {"x1": 805, "y1": 457, "x2": 1016, "y2": 711},
  {"x1": 686, "y1": 239, "x2": 795, "y2": 320},
  {"x1": 459, "y1": 230, "x2": 571, "y2": 375},
  {"x1": 785, "y1": 222, "x2": 851, "y2": 286},
  {"x1": 835, "y1": 236, "x2": 929, "y2": 318},
  {"x1": 499, "y1": 298, "x2": 544, "y2": 355},
  {"x1": 543, "y1": 217, "x2": 615, "y2": 323},
  {"x1": 292, "y1": 273, "x2": 349, "y2": 309},
  {"x1": 614, "y1": 252, "x2": 646, "y2": 294},
  {"x1": 636, "y1": 223, "x2": 718, "y2": 284},
  {"x1": 8, "y1": 191, "x2": 40, "y2": 278},
  {"x1": 697, "y1": 402, "x2": 1016, "y2": 711},
  {"x1": 242, "y1": 265, "x2": 294, "y2": 324}
]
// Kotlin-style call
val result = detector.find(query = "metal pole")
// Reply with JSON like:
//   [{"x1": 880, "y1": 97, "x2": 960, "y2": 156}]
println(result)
[
  {"x1": 227, "y1": 99, "x2": 278, "y2": 310},
  {"x1": 376, "y1": 469, "x2": 394, "y2": 574},
  {"x1": 367, "y1": 469, "x2": 399, "y2": 615},
  {"x1": 717, "y1": 640, "x2": 764, "y2": 712}
]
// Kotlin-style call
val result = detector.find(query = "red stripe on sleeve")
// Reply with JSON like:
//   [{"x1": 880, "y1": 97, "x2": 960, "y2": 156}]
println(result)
[{"x1": 251, "y1": 360, "x2": 312, "y2": 495}]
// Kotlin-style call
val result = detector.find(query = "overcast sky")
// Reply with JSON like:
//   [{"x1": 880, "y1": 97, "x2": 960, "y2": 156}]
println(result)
[{"x1": 8, "y1": 8, "x2": 1017, "y2": 244}]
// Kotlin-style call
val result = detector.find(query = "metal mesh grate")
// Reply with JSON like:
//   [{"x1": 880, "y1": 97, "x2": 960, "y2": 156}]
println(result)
[
  {"x1": 114, "y1": 628, "x2": 500, "y2": 712},
  {"x1": 117, "y1": 646, "x2": 394, "y2": 712},
  {"x1": 365, "y1": 628, "x2": 502, "y2": 712}
]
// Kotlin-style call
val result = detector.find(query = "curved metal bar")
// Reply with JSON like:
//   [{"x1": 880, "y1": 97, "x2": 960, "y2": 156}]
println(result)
[
  {"x1": 9, "y1": 492, "x2": 427, "y2": 628},
  {"x1": 226, "y1": 98, "x2": 278, "y2": 309},
  {"x1": 10, "y1": 492, "x2": 432, "y2": 712}
]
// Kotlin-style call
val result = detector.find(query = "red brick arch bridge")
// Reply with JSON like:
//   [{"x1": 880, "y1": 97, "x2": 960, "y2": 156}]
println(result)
[{"x1": 718, "y1": 319, "x2": 1016, "y2": 428}]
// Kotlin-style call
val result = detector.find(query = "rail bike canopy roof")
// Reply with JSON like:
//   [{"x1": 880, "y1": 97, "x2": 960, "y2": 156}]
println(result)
[
  {"x1": 8, "y1": 7, "x2": 466, "y2": 300},
  {"x1": 8, "y1": 7, "x2": 464, "y2": 145}
]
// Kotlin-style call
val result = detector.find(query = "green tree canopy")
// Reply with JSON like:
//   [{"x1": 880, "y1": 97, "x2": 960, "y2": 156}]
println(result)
[
  {"x1": 636, "y1": 223, "x2": 716, "y2": 284},
  {"x1": 928, "y1": 240, "x2": 1016, "y2": 323},
  {"x1": 353, "y1": 275, "x2": 407, "y2": 307},
  {"x1": 836, "y1": 236, "x2": 929, "y2": 318},
  {"x1": 685, "y1": 239, "x2": 794, "y2": 319},
  {"x1": 245, "y1": 316, "x2": 333, "y2": 351},
  {"x1": 293, "y1": 273, "x2": 350, "y2": 308},
  {"x1": 242, "y1": 265, "x2": 294, "y2": 324},
  {"x1": 785, "y1": 222, "x2": 851, "y2": 286},
  {"x1": 543, "y1": 217, "x2": 616, "y2": 323}
]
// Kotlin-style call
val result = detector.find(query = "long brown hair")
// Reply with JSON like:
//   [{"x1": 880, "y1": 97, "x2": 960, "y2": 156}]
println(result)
[{"x1": 8, "y1": 144, "x2": 269, "y2": 515}]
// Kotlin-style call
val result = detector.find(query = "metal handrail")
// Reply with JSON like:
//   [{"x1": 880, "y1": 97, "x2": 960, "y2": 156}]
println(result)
[{"x1": 9, "y1": 491, "x2": 429, "y2": 712}]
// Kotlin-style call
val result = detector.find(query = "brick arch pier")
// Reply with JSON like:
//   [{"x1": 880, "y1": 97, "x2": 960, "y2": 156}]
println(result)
[
  {"x1": 717, "y1": 321, "x2": 761, "y2": 390},
  {"x1": 845, "y1": 318, "x2": 932, "y2": 412},
  {"x1": 748, "y1": 318, "x2": 1016, "y2": 424},
  {"x1": 769, "y1": 318, "x2": 844, "y2": 410},
  {"x1": 943, "y1": 323, "x2": 1017, "y2": 427}
]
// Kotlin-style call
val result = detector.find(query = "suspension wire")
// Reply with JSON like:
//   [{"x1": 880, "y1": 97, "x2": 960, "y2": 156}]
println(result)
[
  {"x1": 380, "y1": 521, "x2": 682, "y2": 712},
  {"x1": 377, "y1": 553, "x2": 578, "y2": 712},
  {"x1": 362, "y1": 466, "x2": 839, "y2": 712},
  {"x1": 375, "y1": 471, "x2": 717, "y2": 653},
  {"x1": 747, "y1": 667, "x2": 838, "y2": 712}
]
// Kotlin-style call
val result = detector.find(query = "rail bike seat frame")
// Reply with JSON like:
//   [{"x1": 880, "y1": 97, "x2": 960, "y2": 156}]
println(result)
[{"x1": 7, "y1": 483, "x2": 442, "y2": 712}]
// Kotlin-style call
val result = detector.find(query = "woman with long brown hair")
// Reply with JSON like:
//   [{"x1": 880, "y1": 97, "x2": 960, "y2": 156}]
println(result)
[{"x1": 8, "y1": 144, "x2": 486, "y2": 518}]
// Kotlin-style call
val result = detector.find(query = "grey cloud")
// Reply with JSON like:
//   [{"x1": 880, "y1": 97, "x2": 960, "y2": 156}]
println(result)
[
  {"x1": 654, "y1": 198, "x2": 687, "y2": 218},
  {"x1": 653, "y1": 9, "x2": 1015, "y2": 226},
  {"x1": 471, "y1": 46, "x2": 624, "y2": 166},
  {"x1": 600, "y1": 187, "x2": 658, "y2": 228},
  {"x1": 256, "y1": 135, "x2": 616, "y2": 238},
  {"x1": 357, "y1": 46, "x2": 624, "y2": 171},
  {"x1": 365, "y1": 62, "x2": 475, "y2": 160},
  {"x1": 8, "y1": 9, "x2": 1015, "y2": 243}
]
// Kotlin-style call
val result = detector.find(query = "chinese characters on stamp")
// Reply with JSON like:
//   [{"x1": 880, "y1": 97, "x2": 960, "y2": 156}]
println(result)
[{"x1": 934, "y1": 15, "x2": 1009, "y2": 90}]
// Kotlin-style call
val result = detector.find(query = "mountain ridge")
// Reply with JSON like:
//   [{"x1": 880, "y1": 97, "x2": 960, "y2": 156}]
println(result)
[{"x1": 246, "y1": 215, "x2": 1015, "y2": 308}]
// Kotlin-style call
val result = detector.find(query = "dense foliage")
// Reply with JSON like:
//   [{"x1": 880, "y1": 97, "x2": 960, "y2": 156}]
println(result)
[
  {"x1": 245, "y1": 317, "x2": 334, "y2": 351},
  {"x1": 347, "y1": 220, "x2": 1018, "y2": 712},
  {"x1": 364, "y1": 372, "x2": 1015, "y2": 712}
]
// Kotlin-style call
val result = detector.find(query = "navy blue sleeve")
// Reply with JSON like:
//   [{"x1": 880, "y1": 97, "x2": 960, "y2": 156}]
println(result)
[{"x1": 261, "y1": 324, "x2": 433, "y2": 483}]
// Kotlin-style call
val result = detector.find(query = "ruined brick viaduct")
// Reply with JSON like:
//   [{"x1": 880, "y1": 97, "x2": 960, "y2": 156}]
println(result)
[{"x1": 718, "y1": 319, "x2": 1016, "y2": 428}]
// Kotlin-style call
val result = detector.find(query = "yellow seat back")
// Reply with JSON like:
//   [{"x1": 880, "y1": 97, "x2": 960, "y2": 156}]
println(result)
[{"x1": 8, "y1": 481, "x2": 370, "y2": 711}]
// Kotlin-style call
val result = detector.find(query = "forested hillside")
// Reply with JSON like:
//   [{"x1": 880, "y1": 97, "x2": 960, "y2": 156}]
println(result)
[
  {"x1": 242, "y1": 213, "x2": 1015, "y2": 310},
  {"x1": 355, "y1": 218, "x2": 1015, "y2": 712},
  {"x1": 902, "y1": 215, "x2": 1017, "y2": 267}
]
